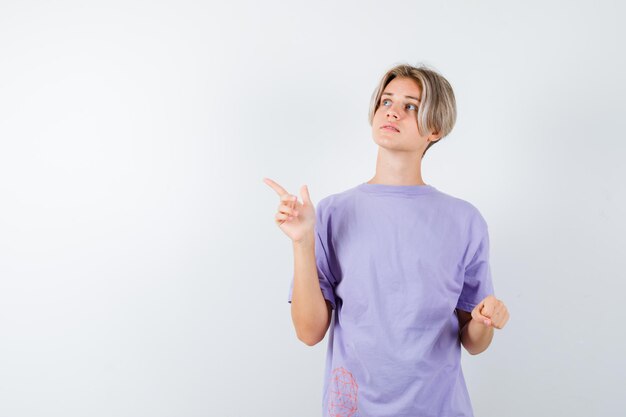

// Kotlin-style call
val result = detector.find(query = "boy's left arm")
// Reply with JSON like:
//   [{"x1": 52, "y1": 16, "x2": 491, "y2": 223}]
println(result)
[{"x1": 457, "y1": 295, "x2": 509, "y2": 355}]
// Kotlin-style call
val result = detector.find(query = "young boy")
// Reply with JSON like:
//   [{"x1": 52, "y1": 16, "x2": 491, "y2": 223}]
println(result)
[{"x1": 264, "y1": 63, "x2": 509, "y2": 417}]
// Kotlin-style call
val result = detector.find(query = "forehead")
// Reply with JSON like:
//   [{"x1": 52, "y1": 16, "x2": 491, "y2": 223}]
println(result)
[{"x1": 382, "y1": 77, "x2": 422, "y2": 98}]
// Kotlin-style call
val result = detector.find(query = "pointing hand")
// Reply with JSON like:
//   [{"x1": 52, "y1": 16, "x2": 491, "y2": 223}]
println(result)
[{"x1": 263, "y1": 177, "x2": 316, "y2": 243}]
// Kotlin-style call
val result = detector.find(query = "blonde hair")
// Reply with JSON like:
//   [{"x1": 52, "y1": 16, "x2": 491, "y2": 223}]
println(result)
[{"x1": 368, "y1": 62, "x2": 457, "y2": 158}]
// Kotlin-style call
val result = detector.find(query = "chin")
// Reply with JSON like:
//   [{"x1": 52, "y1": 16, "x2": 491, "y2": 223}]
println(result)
[{"x1": 373, "y1": 136, "x2": 402, "y2": 149}]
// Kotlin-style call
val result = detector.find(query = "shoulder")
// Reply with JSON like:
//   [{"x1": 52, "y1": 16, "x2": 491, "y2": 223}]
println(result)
[
  {"x1": 315, "y1": 185, "x2": 358, "y2": 213},
  {"x1": 312, "y1": 186, "x2": 361, "y2": 233},
  {"x1": 431, "y1": 188, "x2": 489, "y2": 231}
]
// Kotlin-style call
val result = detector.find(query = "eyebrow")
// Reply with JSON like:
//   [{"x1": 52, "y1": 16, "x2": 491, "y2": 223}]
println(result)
[{"x1": 381, "y1": 92, "x2": 421, "y2": 103}]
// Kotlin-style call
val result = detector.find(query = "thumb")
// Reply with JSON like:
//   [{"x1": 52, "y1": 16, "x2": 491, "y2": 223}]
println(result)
[
  {"x1": 472, "y1": 303, "x2": 492, "y2": 326},
  {"x1": 481, "y1": 303, "x2": 494, "y2": 318},
  {"x1": 300, "y1": 184, "x2": 312, "y2": 206}
]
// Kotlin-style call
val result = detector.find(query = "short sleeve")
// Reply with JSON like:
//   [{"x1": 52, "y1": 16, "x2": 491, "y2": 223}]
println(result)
[
  {"x1": 287, "y1": 198, "x2": 337, "y2": 310},
  {"x1": 456, "y1": 218, "x2": 496, "y2": 312}
]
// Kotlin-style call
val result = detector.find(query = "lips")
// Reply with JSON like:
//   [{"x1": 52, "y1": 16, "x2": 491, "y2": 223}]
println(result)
[{"x1": 381, "y1": 124, "x2": 400, "y2": 132}]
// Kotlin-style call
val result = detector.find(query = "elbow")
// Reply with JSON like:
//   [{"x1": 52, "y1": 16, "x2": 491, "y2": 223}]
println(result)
[
  {"x1": 296, "y1": 329, "x2": 324, "y2": 346},
  {"x1": 291, "y1": 304, "x2": 331, "y2": 347},
  {"x1": 299, "y1": 335, "x2": 322, "y2": 346},
  {"x1": 464, "y1": 343, "x2": 490, "y2": 355}
]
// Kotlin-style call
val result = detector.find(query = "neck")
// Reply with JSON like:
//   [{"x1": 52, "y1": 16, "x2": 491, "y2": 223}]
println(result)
[{"x1": 367, "y1": 147, "x2": 425, "y2": 185}]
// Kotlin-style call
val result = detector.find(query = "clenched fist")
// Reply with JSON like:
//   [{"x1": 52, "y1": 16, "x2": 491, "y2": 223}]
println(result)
[{"x1": 471, "y1": 295, "x2": 510, "y2": 329}]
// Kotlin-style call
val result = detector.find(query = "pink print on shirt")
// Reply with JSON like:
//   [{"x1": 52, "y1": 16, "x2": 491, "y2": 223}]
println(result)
[{"x1": 327, "y1": 366, "x2": 359, "y2": 417}]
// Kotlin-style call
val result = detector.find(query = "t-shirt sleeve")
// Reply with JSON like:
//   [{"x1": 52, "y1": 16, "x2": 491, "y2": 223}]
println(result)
[
  {"x1": 287, "y1": 198, "x2": 337, "y2": 310},
  {"x1": 456, "y1": 214, "x2": 496, "y2": 312}
]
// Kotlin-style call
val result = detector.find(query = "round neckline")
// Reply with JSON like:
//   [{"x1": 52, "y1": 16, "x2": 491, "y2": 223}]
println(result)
[{"x1": 357, "y1": 182, "x2": 437, "y2": 196}]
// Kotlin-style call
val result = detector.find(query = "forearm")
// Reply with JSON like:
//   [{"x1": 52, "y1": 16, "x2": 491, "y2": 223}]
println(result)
[
  {"x1": 291, "y1": 233, "x2": 331, "y2": 346},
  {"x1": 460, "y1": 318, "x2": 494, "y2": 355}
]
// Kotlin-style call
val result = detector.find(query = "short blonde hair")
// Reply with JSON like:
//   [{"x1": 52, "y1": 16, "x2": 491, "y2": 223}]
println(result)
[{"x1": 368, "y1": 63, "x2": 457, "y2": 158}]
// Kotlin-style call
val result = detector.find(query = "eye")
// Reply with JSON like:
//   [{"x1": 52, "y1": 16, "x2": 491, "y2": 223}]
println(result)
[{"x1": 380, "y1": 98, "x2": 418, "y2": 111}]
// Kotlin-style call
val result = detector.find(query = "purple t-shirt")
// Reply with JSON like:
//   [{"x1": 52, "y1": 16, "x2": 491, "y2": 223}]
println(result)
[{"x1": 288, "y1": 182, "x2": 495, "y2": 417}]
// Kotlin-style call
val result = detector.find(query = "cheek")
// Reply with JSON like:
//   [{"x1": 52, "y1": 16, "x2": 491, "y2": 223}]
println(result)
[
  {"x1": 408, "y1": 120, "x2": 421, "y2": 135},
  {"x1": 373, "y1": 113, "x2": 385, "y2": 127}
]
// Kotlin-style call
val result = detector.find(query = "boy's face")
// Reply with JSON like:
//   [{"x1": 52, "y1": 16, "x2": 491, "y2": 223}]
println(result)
[{"x1": 371, "y1": 76, "x2": 439, "y2": 155}]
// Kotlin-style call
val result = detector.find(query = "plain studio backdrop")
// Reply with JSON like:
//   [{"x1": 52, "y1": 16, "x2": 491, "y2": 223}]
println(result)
[{"x1": 0, "y1": 1, "x2": 624, "y2": 416}]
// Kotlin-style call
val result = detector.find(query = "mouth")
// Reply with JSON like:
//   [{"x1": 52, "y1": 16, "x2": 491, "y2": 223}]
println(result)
[{"x1": 381, "y1": 124, "x2": 400, "y2": 132}]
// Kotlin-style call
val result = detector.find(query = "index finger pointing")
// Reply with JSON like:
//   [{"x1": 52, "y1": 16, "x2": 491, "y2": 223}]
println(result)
[{"x1": 262, "y1": 177, "x2": 289, "y2": 197}]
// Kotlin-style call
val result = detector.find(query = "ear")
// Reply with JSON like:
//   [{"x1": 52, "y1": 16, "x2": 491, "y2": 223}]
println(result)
[{"x1": 428, "y1": 131, "x2": 442, "y2": 143}]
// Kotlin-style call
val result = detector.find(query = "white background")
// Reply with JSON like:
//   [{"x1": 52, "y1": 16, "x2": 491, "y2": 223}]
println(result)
[{"x1": 1, "y1": 1, "x2": 624, "y2": 416}]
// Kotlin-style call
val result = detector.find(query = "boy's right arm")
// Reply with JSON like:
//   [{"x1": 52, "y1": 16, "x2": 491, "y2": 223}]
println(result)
[
  {"x1": 261, "y1": 178, "x2": 331, "y2": 346},
  {"x1": 290, "y1": 232, "x2": 333, "y2": 346}
]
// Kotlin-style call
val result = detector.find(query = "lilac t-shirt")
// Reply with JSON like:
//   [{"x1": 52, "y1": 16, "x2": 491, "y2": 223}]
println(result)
[{"x1": 288, "y1": 182, "x2": 495, "y2": 417}]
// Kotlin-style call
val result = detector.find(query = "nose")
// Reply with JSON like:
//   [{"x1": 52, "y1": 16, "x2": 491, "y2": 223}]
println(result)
[{"x1": 385, "y1": 103, "x2": 401, "y2": 120}]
